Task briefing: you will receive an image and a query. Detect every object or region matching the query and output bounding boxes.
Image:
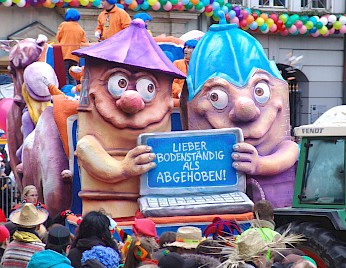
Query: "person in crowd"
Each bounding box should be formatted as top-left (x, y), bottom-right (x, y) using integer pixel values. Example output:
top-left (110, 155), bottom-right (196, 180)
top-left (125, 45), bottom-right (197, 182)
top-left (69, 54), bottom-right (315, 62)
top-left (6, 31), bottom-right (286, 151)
top-left (153, 231), bottom-right (176, 260)
top-left (132, 218), bottom-right (157, 240)
top-left (95, 0), bottom-right (131, 41)
top-left (56, 8), bottom-right (87, 86)
top-left (1, 203), bottom-right (48, 267)
top-left (123, 236), bottom-right (158, 268)
top-left (81, 245), bottom-right (121, 268)
top-left (195, 239), bottom-right (224, 260)
top-left (67, 210), bottom-right (120, 268)
top-left (12, 185), bottom-right (46, 210)
top-left (165, 226), bottom-right (204, 255)
top-left (27, 224), bottom-right (73, 268)
top-left (158, 251), bottom-right (195, 268)
top-left (238, 200), bottom-right (282, 261)
top-left (133, 12), bottom-right (152, 36)
top-left (0, 225), bottom-right (10, 259)
top-left (171, 39), bottom-right (198, 107)
top-left (3, 221), bottom-right (17, 242)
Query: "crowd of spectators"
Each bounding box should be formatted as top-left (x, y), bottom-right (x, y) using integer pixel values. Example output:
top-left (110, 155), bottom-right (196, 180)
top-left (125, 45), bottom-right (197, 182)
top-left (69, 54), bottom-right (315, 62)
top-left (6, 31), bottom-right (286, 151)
top-left (0, 198), bottom-right (317, 268)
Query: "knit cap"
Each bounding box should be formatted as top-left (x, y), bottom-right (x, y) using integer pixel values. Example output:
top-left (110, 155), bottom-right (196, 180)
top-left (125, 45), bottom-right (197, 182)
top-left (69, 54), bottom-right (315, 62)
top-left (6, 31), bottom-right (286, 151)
top-left (0, 225), bottom-right (10, 242)
top-left (48, 225), bottom-right (70, 246)
top-left (132, 218), bottom-right (157, 238)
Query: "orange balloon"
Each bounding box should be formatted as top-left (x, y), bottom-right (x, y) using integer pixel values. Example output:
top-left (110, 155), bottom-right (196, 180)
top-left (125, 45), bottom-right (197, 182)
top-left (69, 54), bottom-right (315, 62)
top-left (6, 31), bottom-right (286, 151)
top-left (128, 0), bottom-right (138, 9)
top-left (190, 0), bottom-right (199, 5)
top-left (246, 15), bottom-right (254, 24)
top-left (260, 13), bottom-right (268, 21)
top-left (42, 0), bottom-right (52, 7)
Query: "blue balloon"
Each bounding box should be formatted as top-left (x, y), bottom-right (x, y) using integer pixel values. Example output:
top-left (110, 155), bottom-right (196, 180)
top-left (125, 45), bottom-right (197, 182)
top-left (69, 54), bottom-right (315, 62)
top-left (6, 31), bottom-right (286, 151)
top-left (249, 21), bottom-right (258, 30)
top-left (221, 6), bottom-right (228, 14)
top-left (309, 27), bottom-right (317, 34)
top-left (181, 0), bottom-right (189, 5)
top-left (141, 1), bottom-right (149, 9)
top-left (211, 1), bottom-right (219, 10)
top-left (229, 9), bottom-right (236, 19)
top-left (202, 0), bottom-right (209, 5)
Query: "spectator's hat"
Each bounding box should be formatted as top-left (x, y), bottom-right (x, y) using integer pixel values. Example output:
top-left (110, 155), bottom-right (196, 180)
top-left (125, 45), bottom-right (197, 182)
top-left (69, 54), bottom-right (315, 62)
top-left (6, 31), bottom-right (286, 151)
top-left (221, 228), bottom-right (304, 267)
top-left (158, 252), bottom-right (195, 268)
top-left (48, 225), bottom-right (70, 246)
top-left (132, 218), bottom-right (157, 238)
top-left (10, 203), bottom-right (48, 227)
top-left (0, 225), bottom-right (10, 242)
top-left (166, 226), bottom-right (204, 249)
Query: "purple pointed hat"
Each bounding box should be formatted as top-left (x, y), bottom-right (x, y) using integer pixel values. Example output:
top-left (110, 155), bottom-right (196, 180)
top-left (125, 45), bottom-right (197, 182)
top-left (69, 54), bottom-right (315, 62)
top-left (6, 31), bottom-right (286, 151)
top-left (73, 19), bottom-right (185, 79)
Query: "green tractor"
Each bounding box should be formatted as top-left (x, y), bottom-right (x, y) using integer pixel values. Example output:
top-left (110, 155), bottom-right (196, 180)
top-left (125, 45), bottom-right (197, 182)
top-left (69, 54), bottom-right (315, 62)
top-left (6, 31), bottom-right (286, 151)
top-left (274, 106), bottom-right (346, 267)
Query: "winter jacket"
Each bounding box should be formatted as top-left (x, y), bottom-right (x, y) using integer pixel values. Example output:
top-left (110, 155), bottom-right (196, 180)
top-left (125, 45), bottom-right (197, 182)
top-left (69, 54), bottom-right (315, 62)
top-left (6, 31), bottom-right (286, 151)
top-left (67, 236), bottom-right (110, 268)
top-left (27, 249), bottom-right (73, 268)
top-left (1, 231), bottom-right (45, 268)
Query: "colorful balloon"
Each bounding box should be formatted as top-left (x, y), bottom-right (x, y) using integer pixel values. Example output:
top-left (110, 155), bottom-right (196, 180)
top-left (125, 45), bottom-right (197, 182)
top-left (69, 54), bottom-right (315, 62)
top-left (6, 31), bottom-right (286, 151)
top-left (0, 98), bottom-right (13, 132)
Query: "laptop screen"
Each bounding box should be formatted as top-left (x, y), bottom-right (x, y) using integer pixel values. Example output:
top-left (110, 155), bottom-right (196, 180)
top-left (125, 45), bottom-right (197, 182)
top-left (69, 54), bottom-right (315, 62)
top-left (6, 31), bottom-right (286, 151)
top-left (138, 128), bottom-right (246, 196)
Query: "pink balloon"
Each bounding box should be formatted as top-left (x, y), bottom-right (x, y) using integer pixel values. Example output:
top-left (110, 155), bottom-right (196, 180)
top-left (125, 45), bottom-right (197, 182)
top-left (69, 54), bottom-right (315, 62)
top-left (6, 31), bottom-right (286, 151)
top-left (311, 31), bottom-right (320, 37)
top-left (0, 98), bottom-right (14, 132)
top-left (340, 25), bottom-right (346, 34)
top-left (152, 1), bottom-right (160, 10)
top-left (163, 1), bottom-right (172, 10)
top-left (230, 17), bottom-right (239, 26)
top-left (269, 24), bottom-right (277, 32)
top-left (281, 29), bottom-right (289, 36)
top-left (288, 25), bottom-right (297, 34)
top-left (329, 28), bottom-right (335, 34)
top-left (298, 25), bottom-right (307, 34)
top-left (295, 20), bottom-right (303, 29)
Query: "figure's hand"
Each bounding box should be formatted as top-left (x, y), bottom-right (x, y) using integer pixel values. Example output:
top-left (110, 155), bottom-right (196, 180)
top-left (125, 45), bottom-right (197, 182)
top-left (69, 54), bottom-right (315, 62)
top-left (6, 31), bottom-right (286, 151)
top-left (121, 145), bottom-right (156, 177)
top-left (232, 142), bottom-right (260, 175)
top-left (42, 76), bottom-right (50, 87)
top-left (70, 66), bottom-right (83, 74)
top-left (95, 30), bottom-right (101, 39)
top-left (61, 170), bottom-right (73, 182)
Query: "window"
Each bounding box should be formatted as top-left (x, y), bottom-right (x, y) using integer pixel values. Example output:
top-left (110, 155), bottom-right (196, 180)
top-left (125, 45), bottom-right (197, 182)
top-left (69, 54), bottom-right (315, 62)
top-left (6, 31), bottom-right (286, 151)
top-left (300, 138), bottom-right (345, 205)
top-left (230, 0), bottom-right (244, 5)
top-left (259, 0), bottom-right (286, 7)
top-left (301, 0), bottom-right (328, 9)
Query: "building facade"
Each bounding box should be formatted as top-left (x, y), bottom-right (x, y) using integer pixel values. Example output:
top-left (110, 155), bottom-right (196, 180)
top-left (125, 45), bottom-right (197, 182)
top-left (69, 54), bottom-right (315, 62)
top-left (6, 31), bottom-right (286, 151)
top-left (0, 0), bottom-right (345, 126)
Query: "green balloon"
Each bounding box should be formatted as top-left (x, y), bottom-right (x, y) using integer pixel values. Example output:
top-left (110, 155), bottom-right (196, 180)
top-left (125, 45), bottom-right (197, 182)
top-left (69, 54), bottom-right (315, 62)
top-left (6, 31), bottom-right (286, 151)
top-left (195, 1), bottom-right (204, 10)
top-left (305, 21), bottom-right (313, 29)
top-left (170, 0), bottom-right (178, 4)
top-left (216, 0), bottom-right (223, 5)
top-left (225, 3), bottom-right (232, 9)
top-left (159, 0), bottom-right (167, 4)
top-left (301, 15), bottom-right (308, 24)
top-left (185, 2), bottom-right (193, 9)
top-left (315, 21), bottom-right (323, 29)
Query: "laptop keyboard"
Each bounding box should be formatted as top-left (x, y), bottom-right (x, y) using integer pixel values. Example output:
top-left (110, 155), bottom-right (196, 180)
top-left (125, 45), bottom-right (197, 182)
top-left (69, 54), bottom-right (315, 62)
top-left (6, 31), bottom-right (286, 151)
top-left (138, 192), bottom-right (254, 217)
top-left (147, 193), bottom-right (246, 208)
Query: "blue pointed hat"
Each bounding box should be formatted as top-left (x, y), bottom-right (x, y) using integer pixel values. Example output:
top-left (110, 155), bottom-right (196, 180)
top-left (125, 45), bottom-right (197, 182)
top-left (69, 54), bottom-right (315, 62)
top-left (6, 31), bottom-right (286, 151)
top-left (73, 19), bottom-right (185, 79)
top-left (186, 23), bottom-right (283, 101)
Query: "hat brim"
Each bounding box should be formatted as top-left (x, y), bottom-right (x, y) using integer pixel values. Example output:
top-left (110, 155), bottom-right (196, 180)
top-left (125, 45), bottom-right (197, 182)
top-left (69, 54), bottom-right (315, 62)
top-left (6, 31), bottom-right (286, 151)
top-left (10, 207), bottom-right (49, 227)
top-left (166, 241), bottom-right (199, 249)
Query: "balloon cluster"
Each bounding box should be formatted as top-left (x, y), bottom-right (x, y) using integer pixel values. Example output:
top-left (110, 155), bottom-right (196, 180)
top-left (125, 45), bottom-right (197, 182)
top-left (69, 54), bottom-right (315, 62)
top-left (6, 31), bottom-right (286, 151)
top-left (231, 10), bottom-right (346, 37)
top-left (1, 0), bottom-right (346, 37)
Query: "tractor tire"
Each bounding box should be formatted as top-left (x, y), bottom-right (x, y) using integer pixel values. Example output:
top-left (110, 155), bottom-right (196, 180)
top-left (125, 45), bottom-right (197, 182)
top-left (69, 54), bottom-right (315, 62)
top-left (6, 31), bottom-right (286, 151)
top-left (276, 221), bottom-right (346, 268)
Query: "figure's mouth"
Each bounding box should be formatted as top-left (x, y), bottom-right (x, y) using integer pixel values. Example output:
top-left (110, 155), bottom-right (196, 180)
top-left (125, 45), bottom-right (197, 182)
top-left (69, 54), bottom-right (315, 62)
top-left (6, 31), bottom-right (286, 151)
top-left (92, 96), bottom-right (172, 132)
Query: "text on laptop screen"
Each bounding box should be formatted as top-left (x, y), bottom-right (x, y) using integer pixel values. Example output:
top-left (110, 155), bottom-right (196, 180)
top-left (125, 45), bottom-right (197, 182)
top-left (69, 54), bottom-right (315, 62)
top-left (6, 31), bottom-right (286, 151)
top-left (139, 128), bottom-right (245, 196)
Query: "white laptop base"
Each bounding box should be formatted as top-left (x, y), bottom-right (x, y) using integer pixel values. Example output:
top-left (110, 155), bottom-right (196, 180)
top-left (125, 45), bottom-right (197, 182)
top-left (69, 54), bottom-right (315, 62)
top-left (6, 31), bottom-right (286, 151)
top-left (138, 191), bottom-right (254, 217)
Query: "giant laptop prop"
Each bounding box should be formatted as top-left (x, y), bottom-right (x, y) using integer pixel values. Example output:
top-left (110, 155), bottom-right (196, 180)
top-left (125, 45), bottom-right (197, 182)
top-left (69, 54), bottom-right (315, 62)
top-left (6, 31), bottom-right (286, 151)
top-left (138, 128), bottom-right (254, 217)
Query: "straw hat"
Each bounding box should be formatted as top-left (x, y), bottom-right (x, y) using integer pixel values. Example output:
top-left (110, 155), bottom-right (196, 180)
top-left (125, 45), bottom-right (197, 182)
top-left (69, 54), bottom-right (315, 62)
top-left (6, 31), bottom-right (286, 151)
top-left (166, 226), bottom-right (204, 249)
top-left (10, 203), bottom-right (49, 227)
top-left (220, 227), bottom-right (305, 268)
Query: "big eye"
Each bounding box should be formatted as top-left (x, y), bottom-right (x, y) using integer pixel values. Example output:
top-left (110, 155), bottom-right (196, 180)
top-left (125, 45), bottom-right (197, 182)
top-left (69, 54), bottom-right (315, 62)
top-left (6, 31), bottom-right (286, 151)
top-left (254, 82), bottom-right (270, 104)
top-left (108, 74), bottom-right (128, 98)
top-left (136, 78), bottom-right (156, 102)
top-left (208, 89), bottom-right (228, 110)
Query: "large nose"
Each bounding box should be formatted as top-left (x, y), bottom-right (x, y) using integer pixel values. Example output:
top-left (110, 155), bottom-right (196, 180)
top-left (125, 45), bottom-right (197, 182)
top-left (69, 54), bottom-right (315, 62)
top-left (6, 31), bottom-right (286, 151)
top-left (229, 96), bottom-right (260, 122)
top-left (116, 90), bottom-right (145, 114)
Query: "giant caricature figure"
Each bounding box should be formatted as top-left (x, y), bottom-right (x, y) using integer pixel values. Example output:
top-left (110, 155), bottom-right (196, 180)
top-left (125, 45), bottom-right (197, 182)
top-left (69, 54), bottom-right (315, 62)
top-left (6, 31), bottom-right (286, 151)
top-left (73, 19), bottom-right (185, 218)
top-left (181, 21), bottom-right (298, 208)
